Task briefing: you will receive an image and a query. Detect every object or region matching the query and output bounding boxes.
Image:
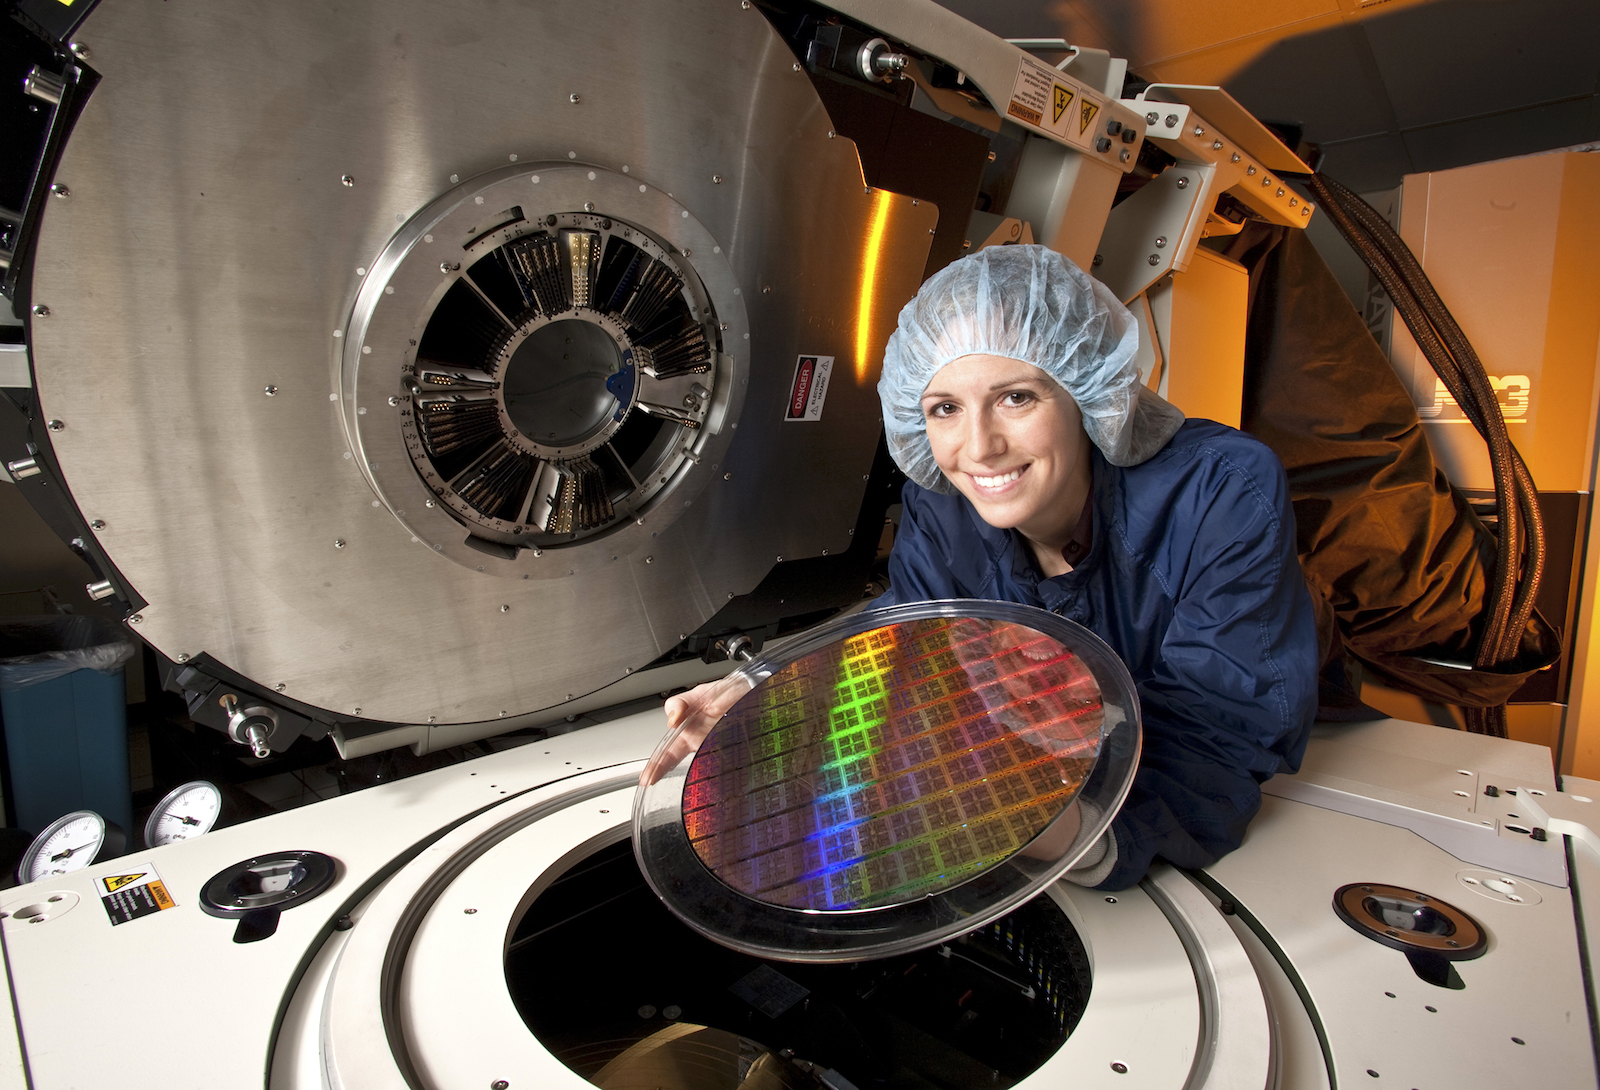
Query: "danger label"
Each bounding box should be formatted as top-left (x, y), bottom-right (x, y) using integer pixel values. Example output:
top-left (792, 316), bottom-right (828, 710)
top-left (785, 356), bottom-right (834, 422)
top-left (1009, 56), bottom-right (1103, 148)
top-left (1052, 85), bottom-right (1075, 126)
top-left (1079, 98), bottom-right (1101, 135)
top-left (98, 862), bottom-right (176, 926)
top-left (1007, 56), bottom-right (1057, 127)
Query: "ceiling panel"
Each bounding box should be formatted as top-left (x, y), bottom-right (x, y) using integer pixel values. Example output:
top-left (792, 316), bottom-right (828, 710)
top-left (1146, 15), bottom-right (1396, 144)
top-left (1052, 0), bottom-right (1343, 67)
top-left (1358, 0), bottom-right (1600, 129)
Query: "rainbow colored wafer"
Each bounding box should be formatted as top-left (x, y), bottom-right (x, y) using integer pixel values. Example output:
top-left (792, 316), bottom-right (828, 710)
top-left (683, 616), bottom-right (1104, 911)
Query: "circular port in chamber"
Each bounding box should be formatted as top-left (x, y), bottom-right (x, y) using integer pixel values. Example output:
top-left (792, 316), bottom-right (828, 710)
top-left (401, 208), bottom-right (720, 548)
top-left (509, 837), bottom-right (1089, 1089)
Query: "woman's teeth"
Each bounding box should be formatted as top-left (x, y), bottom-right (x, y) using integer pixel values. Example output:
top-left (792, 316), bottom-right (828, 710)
top-left (973, 469), bottom-right (1022, 488)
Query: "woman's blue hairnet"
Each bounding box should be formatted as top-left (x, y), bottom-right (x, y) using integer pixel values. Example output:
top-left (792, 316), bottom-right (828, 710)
top-left (878, 245), bottom-right (1185, 493)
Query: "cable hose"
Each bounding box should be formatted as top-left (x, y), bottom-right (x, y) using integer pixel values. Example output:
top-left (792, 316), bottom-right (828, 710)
top-left (1304, 175), bottom-right (1545, 737)
top-left (1312, 175), bottom-right (1546, 659)
top-left (1306, 178), bottom-right (1518, 662)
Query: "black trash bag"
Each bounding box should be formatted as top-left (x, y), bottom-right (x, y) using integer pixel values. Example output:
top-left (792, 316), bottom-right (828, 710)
top-left (1209, 225), bottom-right (1559, 712)
top-left (0, 616), bottom-right (139, 693)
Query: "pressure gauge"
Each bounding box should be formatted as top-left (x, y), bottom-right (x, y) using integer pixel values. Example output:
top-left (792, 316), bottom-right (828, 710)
top-left (17, 811), bottom-right (126, 884)
top-left (144, 780), bottom-right (223, 848)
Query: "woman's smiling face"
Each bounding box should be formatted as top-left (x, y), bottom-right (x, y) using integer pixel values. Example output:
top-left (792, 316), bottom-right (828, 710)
top-left (920, 353), bottom-right (1092, 561)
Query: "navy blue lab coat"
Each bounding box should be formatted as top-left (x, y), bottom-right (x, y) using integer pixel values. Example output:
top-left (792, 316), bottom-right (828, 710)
top-left (874, 419), bottom-right (1319, 889)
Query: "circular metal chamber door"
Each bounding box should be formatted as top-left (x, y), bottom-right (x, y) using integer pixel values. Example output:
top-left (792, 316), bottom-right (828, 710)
top-left (27, 0), bottom-right (937, 726)
top-left (347, 166), bottom-right (736, 567)
top-left (633, 601), bottom-right (1142, 961)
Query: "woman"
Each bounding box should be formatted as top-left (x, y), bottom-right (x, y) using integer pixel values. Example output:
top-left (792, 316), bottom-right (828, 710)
top-left (653, 245), bottom-right (1319, 891)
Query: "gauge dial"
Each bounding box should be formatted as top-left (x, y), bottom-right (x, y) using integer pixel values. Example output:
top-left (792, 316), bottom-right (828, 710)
top-left (19, 810), bottom-right (120, 884)
top-left (144, 780), bottom-right (223, 848)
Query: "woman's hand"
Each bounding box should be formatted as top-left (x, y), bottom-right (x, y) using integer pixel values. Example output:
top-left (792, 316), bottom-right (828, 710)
top-left (639, 673), bottom-right (755, 786)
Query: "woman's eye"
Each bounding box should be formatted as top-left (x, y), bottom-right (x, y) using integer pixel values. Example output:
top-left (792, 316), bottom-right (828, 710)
top-left (925, 402), bottom-right (957, 418)
top-left (1001, 390), bottom-right (1034, 407)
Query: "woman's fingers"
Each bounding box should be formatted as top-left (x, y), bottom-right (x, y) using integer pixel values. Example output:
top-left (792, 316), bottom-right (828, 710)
top-left (641, 674), bottom-right (755, 786)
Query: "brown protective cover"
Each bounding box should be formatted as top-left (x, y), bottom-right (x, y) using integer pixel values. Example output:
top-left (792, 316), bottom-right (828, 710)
top-left (1209, 225), bottom-right (1558, 712)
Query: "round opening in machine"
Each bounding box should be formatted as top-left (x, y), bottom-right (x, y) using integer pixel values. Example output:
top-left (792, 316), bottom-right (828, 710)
top-left (387, 194), bottom-right (727, 555)
top-left (507, 838), bottom-right (1090, 1089)
top-left (502, 318), bottom-right (626, 447)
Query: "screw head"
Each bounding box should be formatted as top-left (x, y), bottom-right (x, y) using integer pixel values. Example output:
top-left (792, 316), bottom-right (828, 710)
top-left (723, 472), bottom-right (732, 480)
top-left (177, 653), bottom-right (190, 663)
top-left (1147, 254), bottom-right (1160, 266)
top-left (425, 499), bottom-right (436, 508)
top-left (1231, 153), bottom-right (1241, 163)
top-left (264, 385), bottom-right (277, 397)
top-left (492, 1082), bottom-right (509, 1090)
top-left (1154, 236), bottom-right (1167, 248)
top-left (792, 62), bottom-right (801, 72)
top-left (569, 92), bottom-right (581, 104)
top-left (47, 419), bottom-right (64, 430)
top-left (388, 395), bottom-right (400, 406)
top-left (712, 174), bottom-right (723, 184)
top-left (1145, 111), bottom-right (1159, 124)
top-left (68, 42), bottom-right (91, 60)
top-left (340, 175), bottom-right (355, 187)
top-left (500, 604), bottom-right (510, 613)
top-left (31, 305), bottom-right (49, 317)
top-left (275, 683), bottom-right (286, 692)
top-left (90, 519), bottom-right (106, 530)
top-left (440, 261), bottom-right (460, 273)
top-left (1193, 125), bottom-right (1205, 136)
top-left (129, 614), bottom-right (142, 624)
top-left (583, 201), bottom-right (595, 212)
top-left (1175, 177), bottom-right (1190, 190)
top-left (1111, 1062), bottom-right (1128, 1074)
top-left (1247, 165), bottom-right (1257, 175)
top-left (334, 539), bottom-right (346, 548)
top-left (50, 183), bottom-right (69, 199)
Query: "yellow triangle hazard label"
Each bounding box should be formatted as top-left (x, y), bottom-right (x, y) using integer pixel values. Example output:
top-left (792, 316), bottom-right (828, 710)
top-left (1052, 85), bottom-right (1074, 126)
top-left (1079, 100), bottom-right (1100, 135)
top-left (102, 873), bottom-right (144, 893)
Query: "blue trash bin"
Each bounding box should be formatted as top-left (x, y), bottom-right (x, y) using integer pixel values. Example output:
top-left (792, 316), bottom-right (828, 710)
top-left (0, 616), bottom-right (138, 838)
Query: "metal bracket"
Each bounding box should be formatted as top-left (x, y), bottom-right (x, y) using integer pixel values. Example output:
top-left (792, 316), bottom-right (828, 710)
top-left (1262, 775), bottom-right (1568, 888)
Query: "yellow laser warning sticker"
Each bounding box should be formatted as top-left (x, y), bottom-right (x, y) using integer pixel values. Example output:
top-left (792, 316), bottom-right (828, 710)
top-left (1079, 99), bottom-right (1101, 135)
top-left (1052, 85), bottom-right (1074, 126)
top-left (97, 862), bottom-right (176, 925)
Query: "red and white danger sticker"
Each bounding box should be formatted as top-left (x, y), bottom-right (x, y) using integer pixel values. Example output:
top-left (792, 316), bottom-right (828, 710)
top-left (786, 355), bottom-right (834, 422)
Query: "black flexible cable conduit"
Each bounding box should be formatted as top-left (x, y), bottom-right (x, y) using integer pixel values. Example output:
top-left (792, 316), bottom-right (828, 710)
top-left (1304, 174), bottom-right (1545, 737)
